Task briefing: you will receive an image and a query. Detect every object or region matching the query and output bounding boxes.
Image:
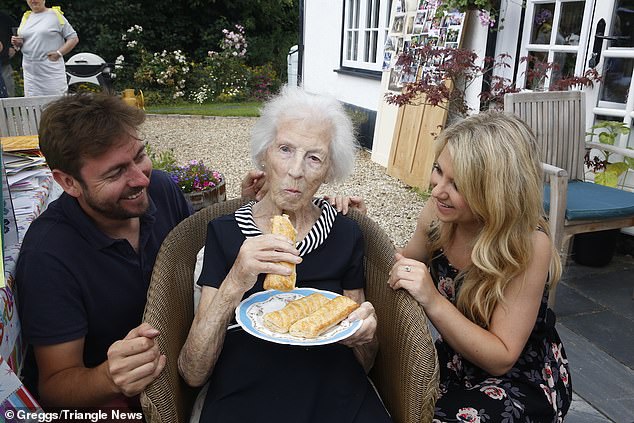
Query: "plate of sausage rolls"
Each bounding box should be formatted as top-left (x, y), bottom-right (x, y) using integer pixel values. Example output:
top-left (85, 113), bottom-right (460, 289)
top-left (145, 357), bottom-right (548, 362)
top-left (235, 287), bottom-right (363, 346)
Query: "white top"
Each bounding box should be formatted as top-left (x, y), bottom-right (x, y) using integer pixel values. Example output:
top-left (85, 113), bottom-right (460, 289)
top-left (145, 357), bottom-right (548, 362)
top-left (19, 10), bottom-right (77, 61)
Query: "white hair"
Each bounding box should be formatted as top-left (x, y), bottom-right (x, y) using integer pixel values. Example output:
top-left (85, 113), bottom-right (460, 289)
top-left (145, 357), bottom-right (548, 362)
top-left (250, 85), bottom-right (358, 182)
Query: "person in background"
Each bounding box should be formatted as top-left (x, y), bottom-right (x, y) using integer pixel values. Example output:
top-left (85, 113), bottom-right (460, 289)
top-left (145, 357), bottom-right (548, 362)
top-left (0, 10), bottom-right (18, 97)
top-left (11, 0), bottom-right (78, 96)
top-left (388, 112), bottom-right (572, 421)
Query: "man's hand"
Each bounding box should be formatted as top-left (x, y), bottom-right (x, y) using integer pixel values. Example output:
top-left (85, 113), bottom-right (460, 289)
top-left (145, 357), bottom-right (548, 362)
top-left (106, 323), bottom-right (166, 397)
top-left (241, 169), bottom-right (267, 201)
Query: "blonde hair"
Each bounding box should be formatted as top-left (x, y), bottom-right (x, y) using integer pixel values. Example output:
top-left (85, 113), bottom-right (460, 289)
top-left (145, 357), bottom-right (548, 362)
top-left (428, 112), bottom-right (562, 328)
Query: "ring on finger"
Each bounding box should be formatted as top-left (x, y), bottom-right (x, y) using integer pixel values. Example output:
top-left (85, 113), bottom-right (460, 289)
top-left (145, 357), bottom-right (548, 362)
top-left (404, 265), bottom-right (411, 272)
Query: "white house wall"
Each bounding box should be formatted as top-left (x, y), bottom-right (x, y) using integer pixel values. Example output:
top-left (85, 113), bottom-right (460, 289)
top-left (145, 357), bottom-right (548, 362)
top-left (302, 0), bottom-right (382, 110)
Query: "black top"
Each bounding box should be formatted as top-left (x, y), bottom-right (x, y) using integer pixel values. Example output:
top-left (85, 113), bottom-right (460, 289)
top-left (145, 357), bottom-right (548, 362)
top-left (197, 200), bottom-right (392, 423)
top-left (430, 250), bottom-right (572, 421)
top-left (17, 170), bottom-right (191, 368)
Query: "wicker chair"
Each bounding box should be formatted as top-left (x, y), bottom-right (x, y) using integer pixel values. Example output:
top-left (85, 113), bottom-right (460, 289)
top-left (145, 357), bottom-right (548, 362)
top-left (141, 198), bottom-right (439, 423)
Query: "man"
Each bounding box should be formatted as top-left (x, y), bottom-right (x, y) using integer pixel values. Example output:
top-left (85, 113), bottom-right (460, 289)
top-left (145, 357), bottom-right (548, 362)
top-left (0, 10), bottom-right (17, 96)
top-left (17, 93), bottom-right (191, 408)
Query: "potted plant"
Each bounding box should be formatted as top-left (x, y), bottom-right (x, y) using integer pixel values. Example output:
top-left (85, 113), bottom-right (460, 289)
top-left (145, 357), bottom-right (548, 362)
top-left (573, 121), bottom-right (634, 266)
top-left (147, 145), bottom-right (226, 211)
top-left (585, 121), bottom-right (634, 188)
top-left (167, 160), bottom-right (226, 211)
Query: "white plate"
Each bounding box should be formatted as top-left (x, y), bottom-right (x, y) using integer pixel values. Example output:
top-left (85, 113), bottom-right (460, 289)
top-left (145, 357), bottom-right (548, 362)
top-left (235, 287), bottom-right (363, 346)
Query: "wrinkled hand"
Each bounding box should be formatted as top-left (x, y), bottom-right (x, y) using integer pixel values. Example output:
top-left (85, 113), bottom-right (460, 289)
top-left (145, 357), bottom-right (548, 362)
top-left (241, 169), bottom-right (268, 202)
top-left (322, 195), bottom-right (367, 215)
top-left (226, 234), bottom-right (301, 291)
top-left (106, 323), bottom-right (166, 397)
top-left (388, 253), bottom-right (438, 307)
top-left (339, 301), bottom-right (376, 348)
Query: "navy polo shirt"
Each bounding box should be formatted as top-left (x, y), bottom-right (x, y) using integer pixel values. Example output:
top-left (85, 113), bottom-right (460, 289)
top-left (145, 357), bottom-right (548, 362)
top-left (17, 170), bottom-right (191, 368)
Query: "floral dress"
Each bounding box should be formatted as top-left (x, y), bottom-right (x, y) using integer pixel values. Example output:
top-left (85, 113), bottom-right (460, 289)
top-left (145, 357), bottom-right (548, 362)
top-left (430, 250), bottom-right (572, 423)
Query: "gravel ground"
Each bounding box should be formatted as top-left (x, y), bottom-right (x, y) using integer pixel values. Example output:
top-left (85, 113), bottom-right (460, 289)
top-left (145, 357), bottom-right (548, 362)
top-left (143, 114), bottom-right (425, 248)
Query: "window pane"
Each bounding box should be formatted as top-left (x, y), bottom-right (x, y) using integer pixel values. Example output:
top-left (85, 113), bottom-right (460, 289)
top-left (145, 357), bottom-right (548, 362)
top-left (347, 0), bottom-right (354, 27)
top-left (355, 0), bottom-right (360, 28)
top-left (353, 32), bottom-right (359, 60)
top-left (373, 0), bottom-right (380, 27)
top-left (556, 1), bottom-right (584, 45)
top-left (370, 30), bottom-right (378, 63)
top-left (600, 58), bottom-right (634, 104)
top-left (531, 3), bottom-right (555, 44)
top-left (524, 51), bottom-right (550, 90)
top-left (347, 32), bottom-right (353, 60)
top-left (610, 0), bottom-right (634, 47)
top-left (550, 52), bottom-right (577, 88)
top-left (364, 31), bottom-right (370, 62)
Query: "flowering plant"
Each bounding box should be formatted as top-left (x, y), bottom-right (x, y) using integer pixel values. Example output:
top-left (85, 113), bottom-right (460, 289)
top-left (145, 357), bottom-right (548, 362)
top-left (436, 0), bottom-right (501, 27)
top-left (585, 121), bottom-right (634, 187)
top-left (167, 160), bottom-right (223, 193)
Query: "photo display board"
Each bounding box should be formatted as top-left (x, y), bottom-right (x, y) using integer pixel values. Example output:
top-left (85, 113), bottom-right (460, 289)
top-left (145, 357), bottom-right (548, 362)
top-left (384, 0), bottom-right (467, 92)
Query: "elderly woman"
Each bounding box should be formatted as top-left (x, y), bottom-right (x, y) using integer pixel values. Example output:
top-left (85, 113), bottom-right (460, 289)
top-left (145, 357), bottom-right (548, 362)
top-left (179, 86), bottom-right (392, 423)
top-left (11, 0), bottom-right (78, 96)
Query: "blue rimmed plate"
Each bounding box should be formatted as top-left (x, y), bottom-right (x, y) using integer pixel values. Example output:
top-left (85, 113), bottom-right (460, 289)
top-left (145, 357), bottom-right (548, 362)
top-left (235, 287), bottom-right (363, 346)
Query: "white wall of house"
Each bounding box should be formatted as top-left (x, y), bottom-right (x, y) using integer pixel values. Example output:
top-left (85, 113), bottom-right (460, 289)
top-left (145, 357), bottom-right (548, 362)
top-left (302, 0), bottom-right (383, 111)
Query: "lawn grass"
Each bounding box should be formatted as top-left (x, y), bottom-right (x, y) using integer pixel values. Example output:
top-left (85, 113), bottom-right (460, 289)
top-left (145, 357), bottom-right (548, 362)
top-left (146, 102), bottom-right (262, 117)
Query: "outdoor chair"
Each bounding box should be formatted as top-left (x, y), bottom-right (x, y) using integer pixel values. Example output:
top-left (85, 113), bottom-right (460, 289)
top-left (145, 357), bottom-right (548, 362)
top-left (504, 90), bottom-right (634, 306)
top-left (0, 95), bottom-right (61, 137)
top-left (140, 198), bottom-right (440, 423)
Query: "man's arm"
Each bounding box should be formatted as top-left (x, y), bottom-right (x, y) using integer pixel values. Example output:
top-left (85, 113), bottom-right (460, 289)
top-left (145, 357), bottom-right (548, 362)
top-left (35, 323), bottom-right (165, 407)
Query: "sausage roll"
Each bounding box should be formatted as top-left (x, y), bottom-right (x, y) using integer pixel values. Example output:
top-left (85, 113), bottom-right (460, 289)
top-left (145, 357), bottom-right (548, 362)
top-left (263, 214), bottom-right (297, 292)
top-left (263, 293), bottom-right (330, 333)
top-left (288, 295), bottom-right (360, 339)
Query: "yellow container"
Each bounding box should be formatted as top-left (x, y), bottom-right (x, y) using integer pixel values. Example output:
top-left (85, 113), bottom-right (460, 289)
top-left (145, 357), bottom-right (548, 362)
top-left (122, 88), bottom-right (135, 98)
top-left (122, 97), bottom-right (138, 108)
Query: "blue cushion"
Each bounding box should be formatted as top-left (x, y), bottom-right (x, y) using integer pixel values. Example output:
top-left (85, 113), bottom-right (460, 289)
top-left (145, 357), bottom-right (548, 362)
top-left (544, 180), bottom-right (634, 221)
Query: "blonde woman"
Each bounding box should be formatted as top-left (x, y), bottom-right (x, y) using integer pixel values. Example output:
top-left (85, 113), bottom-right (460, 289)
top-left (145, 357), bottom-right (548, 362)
top-left (388, 112), bottom-right (572, 422)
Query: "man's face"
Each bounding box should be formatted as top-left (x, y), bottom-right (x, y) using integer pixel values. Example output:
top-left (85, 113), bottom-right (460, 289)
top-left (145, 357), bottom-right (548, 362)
top-left (76, 133), bottom-right (152, 223)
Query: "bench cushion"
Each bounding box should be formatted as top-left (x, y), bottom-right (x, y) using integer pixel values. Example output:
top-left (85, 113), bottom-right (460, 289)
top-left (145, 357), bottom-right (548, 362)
top-left (544, 180), bottom-right (634, 221)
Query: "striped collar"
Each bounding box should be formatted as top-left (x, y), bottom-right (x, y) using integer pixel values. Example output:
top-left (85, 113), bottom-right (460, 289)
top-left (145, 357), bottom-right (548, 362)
top-left (235, 198), bottom-right (337, 256)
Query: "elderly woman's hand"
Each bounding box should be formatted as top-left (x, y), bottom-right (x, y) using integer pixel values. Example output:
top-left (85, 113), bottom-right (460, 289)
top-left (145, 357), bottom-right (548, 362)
top-left (225, 234), bottom-right (301, 293)
top-left (338, 301), bottom-right (377, 348)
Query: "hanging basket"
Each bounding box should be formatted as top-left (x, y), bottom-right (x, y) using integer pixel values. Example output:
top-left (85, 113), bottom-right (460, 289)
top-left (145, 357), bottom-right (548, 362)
top-left (183, 179), bottom-right (226, 212)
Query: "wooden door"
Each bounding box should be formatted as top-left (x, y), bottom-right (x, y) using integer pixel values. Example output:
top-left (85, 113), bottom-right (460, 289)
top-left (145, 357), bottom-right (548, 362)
top-left (387, 99), bottom-right (448, 190)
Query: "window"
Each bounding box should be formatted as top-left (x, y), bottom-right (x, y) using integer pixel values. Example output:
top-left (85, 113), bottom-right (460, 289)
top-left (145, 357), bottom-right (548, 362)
top-left (342, 0), bottom-right (391, 71)
top-left (517, 0), bottom-right (593, 89)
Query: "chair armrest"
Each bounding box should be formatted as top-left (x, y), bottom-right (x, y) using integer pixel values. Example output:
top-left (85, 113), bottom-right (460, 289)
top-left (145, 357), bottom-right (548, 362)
top-left (542, 163), bottom-right (568, 254)
top-left (542, 162), bottom-right (569, 179)
top-left (586, 142), bottom-right (634, 158)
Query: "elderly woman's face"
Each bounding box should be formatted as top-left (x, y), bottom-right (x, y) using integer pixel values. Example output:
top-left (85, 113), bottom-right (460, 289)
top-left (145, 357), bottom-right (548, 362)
top-left (27, 0), bottom-right (46, 13)
top-left (262, 118), bottom-right (331, 212)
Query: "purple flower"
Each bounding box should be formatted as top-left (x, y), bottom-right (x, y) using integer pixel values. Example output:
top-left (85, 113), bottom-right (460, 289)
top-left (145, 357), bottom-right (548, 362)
top-left (535, 9), bottom-right (552, 26)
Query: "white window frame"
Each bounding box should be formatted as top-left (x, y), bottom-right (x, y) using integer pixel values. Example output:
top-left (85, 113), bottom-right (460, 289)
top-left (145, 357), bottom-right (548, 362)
top-left (516, 0), bottom-right (594, 88)
top-left (342, 0), bottom-right (391, 71)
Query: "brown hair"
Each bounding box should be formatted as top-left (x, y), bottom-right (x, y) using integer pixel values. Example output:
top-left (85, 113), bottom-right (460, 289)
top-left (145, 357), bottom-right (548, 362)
top-left (38, 93), bottom-right (146, 180)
